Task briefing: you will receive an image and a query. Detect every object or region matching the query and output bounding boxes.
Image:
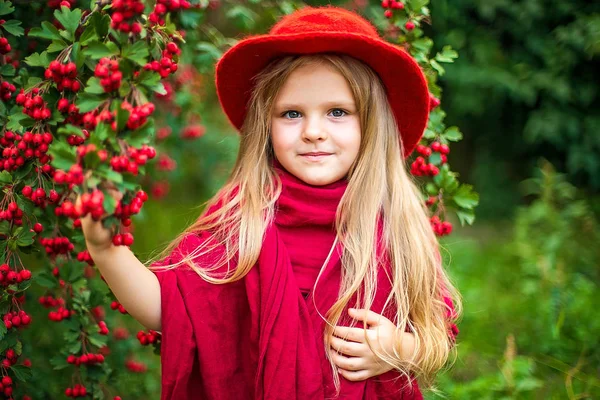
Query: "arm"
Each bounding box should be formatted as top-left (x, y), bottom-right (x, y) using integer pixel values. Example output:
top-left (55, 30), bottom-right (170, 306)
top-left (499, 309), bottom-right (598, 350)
top-left (88, 244), bottom-right (162, 331)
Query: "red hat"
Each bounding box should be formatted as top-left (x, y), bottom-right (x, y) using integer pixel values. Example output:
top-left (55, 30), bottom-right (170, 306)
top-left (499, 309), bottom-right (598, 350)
top-left (215, 5), bottom-right (430, 159)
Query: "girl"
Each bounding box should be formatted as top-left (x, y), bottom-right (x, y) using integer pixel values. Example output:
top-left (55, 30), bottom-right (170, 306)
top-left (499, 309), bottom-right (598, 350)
top-left (78, 5), bottom-right (461, 400)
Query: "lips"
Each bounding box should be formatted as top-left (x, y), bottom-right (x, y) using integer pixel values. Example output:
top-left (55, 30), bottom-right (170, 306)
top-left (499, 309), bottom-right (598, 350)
top-left (299, 152), bottom-right (332, 156)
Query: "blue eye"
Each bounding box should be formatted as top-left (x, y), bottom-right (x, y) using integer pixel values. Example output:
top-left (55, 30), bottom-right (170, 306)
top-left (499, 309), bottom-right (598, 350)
top-left (281, 109), bottom-right (348, 119)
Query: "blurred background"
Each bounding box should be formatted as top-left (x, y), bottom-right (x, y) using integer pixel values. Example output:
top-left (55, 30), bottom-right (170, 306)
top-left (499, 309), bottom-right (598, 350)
top-left (126, 0), bottom-right (599, 398)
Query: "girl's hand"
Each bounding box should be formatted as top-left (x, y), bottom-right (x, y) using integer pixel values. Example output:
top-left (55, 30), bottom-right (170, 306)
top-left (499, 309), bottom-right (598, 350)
top-left (75, 185), bottom-right (123, 253)
top-left (329, 308), bottom-right (408, 382)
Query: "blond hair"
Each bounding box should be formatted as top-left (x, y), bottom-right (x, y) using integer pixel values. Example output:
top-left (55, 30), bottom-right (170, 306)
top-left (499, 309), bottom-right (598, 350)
top-left (146, 53), bottom-right (461, 394)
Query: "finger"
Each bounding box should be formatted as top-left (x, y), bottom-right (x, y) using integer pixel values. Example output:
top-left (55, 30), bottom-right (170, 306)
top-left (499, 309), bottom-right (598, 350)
top-left (349, 308), bottom-right (389, 327)
top-left (329, 349), bottom-right (362, 372)
top-left (333, 326), bottom-right (367, 343)
top-left (338, 367), bottom-right (371, 382)
top-left (330, 335), bottom-right (364, 357)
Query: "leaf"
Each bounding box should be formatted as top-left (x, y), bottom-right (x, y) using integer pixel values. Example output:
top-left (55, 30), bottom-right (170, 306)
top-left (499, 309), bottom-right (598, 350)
top-left (435, 45), bottom-right (458, 63)
top-left (429, 59), bottom-right (445, 76)
top-left (47, 40), bottom-right (69, 53)
top-left (95, 165), bottom-right (123, 184)
top-left (456, 209), bottom-right (475, 226)
top-left (57, 124), bottom-right (85, 138)
top-left (83, 41), bottom-right (119, 59)
top-left (27, 21), bottom-right (63, 41)
top-left (54, 6), bottom-right (82, 42)
top-left (84, 76), bottom-right (105, 94)
top-left (0, 63), bottom-right (15, 76)
top-left (79, 22), bottom-right (98, 46)
top-left (87, 333), bottom-right (107, 348)
top-left (49, 354), bottom-right (70, 370)
top-left (0, 1), bottom-right (15, 16)
top-left (0, 170), bottom-right (12, 184)
top-left (0, 321), bottom-right (7, 342)
top-left (1, 19), bottom-right (23, 36)
top-left (48, 141), bottom-right (76, 170)
top-left (24, 51), bottom-right (51, 68)
top-left (16, 229), bottom-right (35, 247)
top-left (10, 365), bottom-right (32, 382)
top-left (452, 184), bottom-right (479, 209)
top-left (411, 38), bottom-right (433, 55)
top-left (75, 93), bottom-right (106, 113)
top-left (6, 112), bottom-right (27, 131)
top-left (35, 270), bottom-right (57, 289)
top-left (138, 69), bottom-right (165, 95)
top-left (122, 40), bottom-right (148, 66)
top-left (443, 126), bottom-right (463, 142)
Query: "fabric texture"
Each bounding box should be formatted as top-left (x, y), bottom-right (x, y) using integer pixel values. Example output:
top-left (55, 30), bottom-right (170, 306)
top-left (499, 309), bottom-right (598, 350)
top-left (150, 162), bottom-right (457, 400)
top-left (214, 5), bottom-right (430, 159)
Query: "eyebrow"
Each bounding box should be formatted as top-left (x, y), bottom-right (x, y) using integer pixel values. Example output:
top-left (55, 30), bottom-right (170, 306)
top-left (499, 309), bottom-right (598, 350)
top-left (275, 101), bottom-right (356, 109)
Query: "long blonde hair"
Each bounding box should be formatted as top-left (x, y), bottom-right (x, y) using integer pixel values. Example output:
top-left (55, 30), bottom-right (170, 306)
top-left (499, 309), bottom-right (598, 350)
top-left (146, 53), bottom-right (461, 394)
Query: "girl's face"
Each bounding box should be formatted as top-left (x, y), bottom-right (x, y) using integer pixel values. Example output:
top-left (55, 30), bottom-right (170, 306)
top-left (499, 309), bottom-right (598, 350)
top-left (270, 63), bottom-right (361, 186)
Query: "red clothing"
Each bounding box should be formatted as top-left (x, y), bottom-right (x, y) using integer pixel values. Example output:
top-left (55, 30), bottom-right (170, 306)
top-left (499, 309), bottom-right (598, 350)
top-left (151, 163), bottom-right (457, 399)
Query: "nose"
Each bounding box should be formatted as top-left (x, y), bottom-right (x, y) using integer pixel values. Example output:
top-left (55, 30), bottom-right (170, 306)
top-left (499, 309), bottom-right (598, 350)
top-left (301, 115), bottom-right (328, 142)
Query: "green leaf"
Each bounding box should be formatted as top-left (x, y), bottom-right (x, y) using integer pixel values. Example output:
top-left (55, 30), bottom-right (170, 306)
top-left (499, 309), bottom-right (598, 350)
top-left (456, 209), bottom-right (475, 226)
top-left (435, 45), bottom-right (458, 63)
top-left (57, 124), bottom-right (85, 138)
top-left (54, 6), bottom-right (82, 42)
top-left (0, 170), bottom-right (12, 184)
top-left (84, 41), bottom-right (119, 59)
top-left (0, 1), bottom-right (15, 16)
top-left (48, 141), bottom-right (77, 170)
top-left (10, 365), bottom-right (32, 382)
top-left (50, 354), bottom-right (70, 370)
top-left (127, 118), bottom-right (154, 147)
top-left (0, 63), bottom-right (15, 76)
top-left (429, 59), bottom-right (445, 76)
top-left (122, 40), bottom-right (148, 66)
top-left (0, 320), bottom-right (7, 341)
top-left (2, 19), bottom-right (23, 36)
top-left (87, 332), bottom-right (108, 348)
top-left (452, 184), bottom-right (479, 209)
top-left (411, 38), bottom-right (433, 55)
top-left (34, 270), bottom-right (57, 289)
top-left (24, 51), bottom-right (51, 68)
top-left (47, 40), bottom-right (69, 53)
top-left (79, 22), bottom-right (98, 46)
top-left (94, 122), bottom-right (115, 141)
top-left (112, 100), bottom-right (130, 131)
top-left (138, 69), bottom-right (165, 95)
top-left (443, 126), bottom-right (463, 142)
top-left (75, 93), bottom-right (106, 113)
top-left (95, 165), bottom-right (122, 184)
top-left (428, 152), bottom-right (442, 166)
top-left (27, 21), bottom-right (63, 41)
top-left (84, 76), bottom-right (105, 94)
top-left (16, 229), bottom-right (35, 246)
top-left (6, 112), bottom-right (27, 131)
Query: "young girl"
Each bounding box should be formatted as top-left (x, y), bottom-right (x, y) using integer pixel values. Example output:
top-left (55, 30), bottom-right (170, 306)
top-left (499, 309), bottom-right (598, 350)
top-left (78, 5), bottom-right (461, 400)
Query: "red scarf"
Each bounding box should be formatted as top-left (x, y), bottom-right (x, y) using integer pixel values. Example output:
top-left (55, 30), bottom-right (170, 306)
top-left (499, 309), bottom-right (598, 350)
top-left (151, 162), bottom-right (428, 399)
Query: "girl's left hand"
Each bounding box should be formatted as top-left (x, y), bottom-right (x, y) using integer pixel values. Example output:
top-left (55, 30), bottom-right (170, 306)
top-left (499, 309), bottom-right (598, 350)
top-left (329, 308), bottom-right (401, 382)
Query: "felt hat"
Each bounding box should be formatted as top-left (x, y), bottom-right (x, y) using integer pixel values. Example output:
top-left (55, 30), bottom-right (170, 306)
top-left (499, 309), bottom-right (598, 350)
top-left (214, 5), bottom-right (430, 158)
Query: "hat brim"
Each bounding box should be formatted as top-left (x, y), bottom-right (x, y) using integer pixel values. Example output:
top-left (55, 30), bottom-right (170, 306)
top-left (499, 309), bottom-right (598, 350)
top-left (215, 31), bottom-right (430, 158)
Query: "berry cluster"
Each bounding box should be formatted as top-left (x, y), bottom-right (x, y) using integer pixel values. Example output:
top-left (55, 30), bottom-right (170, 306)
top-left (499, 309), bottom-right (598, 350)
top-left (125, 359), bottom-right (147, 372)
top-left (67, 352), bottom-right (105, 366)
top-left (121, 101), bottom-right (155, 130)
top-left (39, 236), bottom-right (75, 256)
top-left (381, 0), bottom-right (404, 19)
top-left (48, 306), bottom-right (75, 321)
top-left (94, 58), bottom-right (122, 92)
top-left (82, 108), bottom-right (116, 131)
top-left (15, 88), bottom-right (52, 120)
top-left (98, 320), bottom-right (109, 335)
top-left (113, 327), bottom-right (130, 340)
top-left (3, 309), bottom-right (32, 329)
top-left (111, 144), bottom-right (156, 175)
top-left (22, 185), bottom-right (60, 208)
top-left (136, 329), bottom-right (161, 345)
top-left (410, 142), bottom-right (450, 177)
top-left (0, 263), bottom-right (31, 286)
top-left (149, 0), bottom-right (191, 25)
top-left (110, 301), bottom-right (128, 314)
top-left (76, 249), bottom-right (95, 266)
top-left (0, 129), bottom-right (53, 172)
top-left (0, 79), bottom-right (16, 100)
top-left (109, 0), bottom-right (145, 34)
top-left (2, 348), bottom-right (21, 367)
top-left (76, 189), bottom-right (106, 221)
top-left (0, 201), bottom-right (23, 226)
top-left (65, 384), bottom-right (87, 398)
top-left (181, 124), bottom-right (206, 140)
top-left (112, 189), bottom-right (149, 227)
top-left (45, 61), bottom-right (81, 92)
top-left (430, 215), bottom-right (452, 236)
top-left (0, 376), bottom-right (14, 397)
top-left (39, 295), bottom-right (64, 308)
top-left (0, 36), bottom-right (11, 54)
top-left (143, 41), bottom-right (180, 78)
top-left (52, 163), bottom-right (85, 189)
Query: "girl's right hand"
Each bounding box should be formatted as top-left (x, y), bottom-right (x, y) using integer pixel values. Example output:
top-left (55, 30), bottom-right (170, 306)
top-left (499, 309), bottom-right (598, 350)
top-left (75, 186), bottom-right (123, 253)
